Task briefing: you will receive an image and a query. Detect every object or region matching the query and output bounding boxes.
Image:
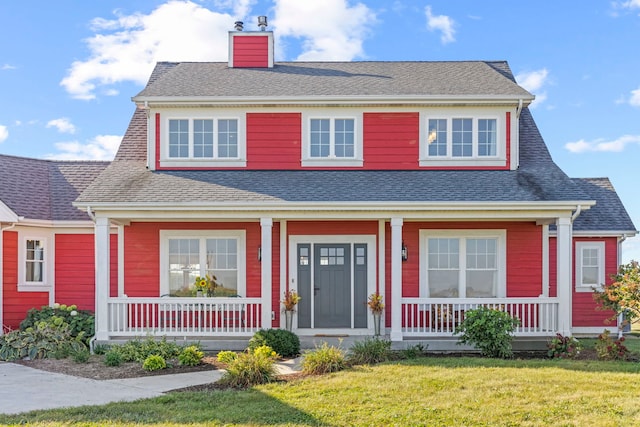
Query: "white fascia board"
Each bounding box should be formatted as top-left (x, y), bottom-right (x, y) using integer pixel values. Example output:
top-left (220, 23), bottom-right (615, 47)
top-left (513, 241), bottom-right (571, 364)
top-left (14, 219), bottom-right (95, 229)
top-left (552, 230), bottom-right (639, 238)
top-left (132, 94), bottom-right (535, 108)
top-left (0, 200), bottom-right (19, 222)
top-left (84, 200), bottom-right (594, 221)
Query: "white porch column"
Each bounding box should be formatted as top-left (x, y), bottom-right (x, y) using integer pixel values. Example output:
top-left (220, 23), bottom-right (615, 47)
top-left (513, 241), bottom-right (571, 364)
top-left (556, 216), bottom-right (573, 336)
top-left (260, 218), bottom-right (273, 329)
top-left (390, 217), bottom-right (403, 341)
top-left (541, 224), bottom-right (549, 297)
top-left (94, 216), bottom-right (111, 341)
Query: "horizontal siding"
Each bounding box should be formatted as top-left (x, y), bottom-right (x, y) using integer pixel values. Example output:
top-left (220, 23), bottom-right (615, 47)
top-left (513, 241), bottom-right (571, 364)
top-left (2, 231), bottom-right (48, 330)
top-left (363, 113), bottom-right (419, 170)
top-left (55, 234), bottom-right (95, 311)
top-left (247, 113), bottom-right (301, 169)
top-left (124, 222), bottom-right (263, 298)
top-left (233, 36), bottom-right (268, 67)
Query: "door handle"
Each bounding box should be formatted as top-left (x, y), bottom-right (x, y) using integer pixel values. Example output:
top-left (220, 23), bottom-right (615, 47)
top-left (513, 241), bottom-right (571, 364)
top-left (314, 287), bottom-right (320, 295)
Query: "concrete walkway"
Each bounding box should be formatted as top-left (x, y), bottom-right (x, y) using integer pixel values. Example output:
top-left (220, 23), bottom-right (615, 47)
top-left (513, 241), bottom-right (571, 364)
top-left (0, 359), bottom-right (301, 415)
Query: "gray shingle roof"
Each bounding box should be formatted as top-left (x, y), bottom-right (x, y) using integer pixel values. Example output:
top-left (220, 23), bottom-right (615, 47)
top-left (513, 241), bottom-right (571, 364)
top-left (571, 178), bottom-right (636, 232)
top-left (134, 61), bottom-right (533, 99)
top-left (0, 155), bottom-right (109, 221)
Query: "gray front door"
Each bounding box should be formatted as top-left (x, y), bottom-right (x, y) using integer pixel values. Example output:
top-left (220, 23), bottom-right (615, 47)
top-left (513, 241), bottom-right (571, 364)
top-left (314, 244), bottom-right (351, 327)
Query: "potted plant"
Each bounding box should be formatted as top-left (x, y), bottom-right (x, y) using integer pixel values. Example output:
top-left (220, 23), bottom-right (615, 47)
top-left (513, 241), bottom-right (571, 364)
top-left (282, 289), bottom-right (301, 331)
top-left (368, 292), bottom-right (384, 336)
top-left (193, 274), bottom-right (219, 297)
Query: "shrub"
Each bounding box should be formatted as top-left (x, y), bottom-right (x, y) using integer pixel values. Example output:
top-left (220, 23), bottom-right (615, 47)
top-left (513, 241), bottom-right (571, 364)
top-left (20, 304), bottom-right (94, 345)
top-left (249, 329), bottom-right (300, 358)
top-left (593, 260), bottom-right (640, 327)
top-left (253, 345), bottom-right (277, 359)
top-left (219, 351), bottom-right (276, 388)
top-left (347, 337), bottom-right (392, 365)
top-left (110, 336), bottom-right (182, 363)
top-left (217, 351), bottom-right (238, 364)
top-left (401, 343), bottom-right (428, 359)
top-left (547, 333), bottom-right (582, 359)
top-left (71, 347), bottom-right (91, 363)
top-left (595, 329), bottom-right (630, 361)
top-left (302, 342), bottom-right (346, 374)
top-left (92, 343), bottom-right (110, 355)
top-left (0, 321), bottom-right (86, 361)
top-left (143, 354), bottom-right (167, 371)
top-left (179, 345), bottom-right (204, 366)
top-left (455, 307), bottom-right (520, 358)
top-left (104, 350), bottom-right (123, 367)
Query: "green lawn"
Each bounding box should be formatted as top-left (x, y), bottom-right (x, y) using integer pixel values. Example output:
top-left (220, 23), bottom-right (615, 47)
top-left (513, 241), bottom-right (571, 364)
top-left (2, 356), bottom-right (640, 426)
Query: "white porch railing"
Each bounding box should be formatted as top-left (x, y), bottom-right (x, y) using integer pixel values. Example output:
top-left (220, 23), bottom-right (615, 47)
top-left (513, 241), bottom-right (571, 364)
top-left (107, 297), bottom-right (262, 337)
top-left (401, 297), bottom-right (559, 337)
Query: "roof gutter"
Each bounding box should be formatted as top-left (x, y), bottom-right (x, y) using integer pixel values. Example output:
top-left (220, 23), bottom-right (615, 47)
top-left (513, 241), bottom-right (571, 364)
top-left (516, 98), bottom-right (524, 118)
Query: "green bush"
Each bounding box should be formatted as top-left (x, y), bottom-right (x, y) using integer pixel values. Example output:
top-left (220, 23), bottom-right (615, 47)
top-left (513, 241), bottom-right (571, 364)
top-left (20, 304), bottom-right (94, 345)
top-left (0, 321), bottom-right (86, 361)
top-left (302, 342), bottom-right (346, 374)
top-left (179, 345), bottom-right (204, 366)
top-left (104, 350), bottom-right (123, 367)
top-left (455, 307), bottom-right (520, 358)
top-left (110, 336), bottom-right (182, 363)
top-left (595, 329), bottom-right (630, 361)
top-left (401, 343), bottom-right (428, 359)
top-left (219, 351), bottom-right (276, 388)
top-left (347, 337), bottom-right (392, 365)
top-left (249, 329), bottom-right (300, 358)
top-left (92, 343), bottom-right (110, 355)
top-left (143, 354), bottom-right (167, 371)
top-left (253, 345), bottom-right (277, 359)
top-left (217, 351), bottom-right (238, 364)
top-left (547, 333), bottom-right (582, 359)
top-left (71, 347), bottom-right (91, 363)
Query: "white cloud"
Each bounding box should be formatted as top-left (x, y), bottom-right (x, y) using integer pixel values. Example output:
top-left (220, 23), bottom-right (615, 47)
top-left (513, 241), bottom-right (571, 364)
top-left (425, 6), bottom-right (456, 44)
top-left (45, 135), bottom-right (122, 160)
top-left (0, 125), bottom-right (8, 143)
top-left (564, 134), bottom-right (640, 153)
top-left (46, 118), bottom-right (77, 134)
top-left (619, 0), bottom-right (640, 9)
top-left (61, 1), bottom-right (236, 100)
top-left (515, 68), bottom-right (549, 108)
top-left (273, 0), bottom-right (376, 61)
top-left (1, 64), bottom-right (17, 70)
top-left (212, 0), bottom-right (257, 19)
top-left (629, 88), bottom-right (640, 106)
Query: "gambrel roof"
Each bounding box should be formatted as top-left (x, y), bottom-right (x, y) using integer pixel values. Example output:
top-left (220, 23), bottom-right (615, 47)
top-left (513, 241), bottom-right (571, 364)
top-left (0, 154), bottom-right (108, 221)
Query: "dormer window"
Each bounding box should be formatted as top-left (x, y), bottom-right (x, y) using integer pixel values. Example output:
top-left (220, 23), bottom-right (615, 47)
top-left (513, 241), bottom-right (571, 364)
top-left (302, 111), bottom-right (363, 167)
top-left (420, 109), bottom-right (507, 168)
top-left (157, 111), bottom-right (246, 168)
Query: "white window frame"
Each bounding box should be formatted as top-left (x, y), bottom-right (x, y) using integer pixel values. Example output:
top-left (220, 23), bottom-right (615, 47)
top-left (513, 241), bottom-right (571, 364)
top-left (419, 229), bottom-right (507, 298)
top-left (302, 110), bottom-right (363, 167)
top-left (419, 111), bottom-right (505, 167)
top-left (160, 111), bottom-right (246, 168)
top-left (575, 241), bottom-right (605, 292)
top-left (18, 233), bottom-right (53, 292)
top-left (159, 230), bottom-right (247, 297)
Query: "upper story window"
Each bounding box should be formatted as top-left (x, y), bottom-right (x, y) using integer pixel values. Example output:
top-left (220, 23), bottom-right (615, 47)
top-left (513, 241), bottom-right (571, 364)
top-left (302, 111), bottom-right (363, 167)
top-left (420, 109), bottom-right (507, 168)
top-left (169, 118), bottom-right (238, 159)
top-left (156, 111), bottom-right (246, 168)
top-left (18, 234), bottom-right (51, 291)
top-left (575, 241), bottom-right (605, 292)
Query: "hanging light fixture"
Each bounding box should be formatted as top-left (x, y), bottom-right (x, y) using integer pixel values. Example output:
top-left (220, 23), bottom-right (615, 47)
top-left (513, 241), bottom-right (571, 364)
top-left (401, 241), bottom-right (408, 261)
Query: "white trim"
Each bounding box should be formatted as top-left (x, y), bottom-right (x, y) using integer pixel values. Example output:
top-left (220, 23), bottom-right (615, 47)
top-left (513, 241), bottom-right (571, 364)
top-left (301, 110), bottom-right (363, 167)
top-left (0, 200), bottom-right (19, 222)
top-left (158, 110), bottom-right (247, 168)
top-left (279, 220), bottom-right (287, 322)
top-left (542, 224), bottom-right (549, 297)
top-left (575, 241), bottom-right (605, 292)
top-left (260, 218), bottom-right (273, 328)
top-left (390, 218), bottom-right (403, 341)
top-left (118, 224), bottom-right (125, 297)
top-left (17, 231), bottom-right (54, 292)
top-left (288, 234), bottom-right (377, 333)
top-left (159, 229), bottom-right (247, 297)
top-left (228, 31), bottom-right (274, 68)
top-left (419, 229), bottom-right (507, 298)
top-left (572, 326), bottom-right (617, 336)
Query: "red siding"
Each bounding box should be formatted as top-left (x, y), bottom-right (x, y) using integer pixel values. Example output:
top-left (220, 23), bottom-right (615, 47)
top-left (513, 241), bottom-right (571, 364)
top-left (233, 36), bottom-right (269, 68)
top-left (363, 113), bottom-right (419, 169)
top-left (2, 231), bottom-right (48, 330)
top-left (123, 222), bottom-right (262, 298)
top-left (247, 113), bottom-right (301, 169)
top-left (54, 234), bottom-right (118, 312)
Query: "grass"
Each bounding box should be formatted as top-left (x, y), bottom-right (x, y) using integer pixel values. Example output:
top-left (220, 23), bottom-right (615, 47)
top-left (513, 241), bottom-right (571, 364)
top-left (2, 356), bottom-right (640, 426)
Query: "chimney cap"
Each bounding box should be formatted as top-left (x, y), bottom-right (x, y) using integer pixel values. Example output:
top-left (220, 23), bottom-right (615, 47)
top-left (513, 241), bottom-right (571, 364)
top-left (257, 16), bottom-right (268, 31)
top-left (234, 21), bottom-right (244, 31)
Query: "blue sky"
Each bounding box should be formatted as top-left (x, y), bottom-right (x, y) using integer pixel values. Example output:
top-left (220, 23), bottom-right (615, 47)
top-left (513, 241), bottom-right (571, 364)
top-left (1, 0), bottom-right (639, 260)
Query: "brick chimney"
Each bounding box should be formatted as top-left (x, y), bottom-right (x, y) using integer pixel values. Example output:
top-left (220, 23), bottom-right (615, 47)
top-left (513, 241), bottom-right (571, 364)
top-left (228, 16), bottom-right (274, 68)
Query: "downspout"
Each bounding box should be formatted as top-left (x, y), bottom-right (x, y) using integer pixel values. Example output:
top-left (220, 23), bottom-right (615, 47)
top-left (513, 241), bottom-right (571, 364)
top-left (617, 235), bottom-right (628, 338)
top-left (84, 207), bottom-right (98, 351)
top-left (0, 222), bottom-right (18, 335)
top-left (86, 206), bottom-right (96, 222)
top-left (515, 99), bottom-right (524, 118)
top-left (571, 205), bottom-right (582, 223)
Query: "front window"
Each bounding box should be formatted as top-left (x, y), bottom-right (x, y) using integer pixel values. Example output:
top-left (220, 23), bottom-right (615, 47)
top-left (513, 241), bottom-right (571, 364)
top-left (424, 116), bottom-right (499, 160)
top-left (162, 230), bottom-right (246, 297)
top-left (168, 118), bottom-right (238, 159)
top-left (422, 230), bottom-right (505, 298)
top-left (26, 239), bottom-right (45, 283)
top-left (309, 118), bottom-right (355, 158)
top-left (575, 242), bottom-right (605, 291)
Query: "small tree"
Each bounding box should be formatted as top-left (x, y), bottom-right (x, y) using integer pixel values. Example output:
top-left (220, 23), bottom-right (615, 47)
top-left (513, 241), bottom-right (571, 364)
top-left (593, 260), bottom-right (640, 329)
top-left (455, 307), bottom-right (520, 358)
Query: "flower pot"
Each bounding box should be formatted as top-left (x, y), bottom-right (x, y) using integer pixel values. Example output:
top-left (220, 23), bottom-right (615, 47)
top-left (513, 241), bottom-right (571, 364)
top-left (373, 312), bottom-right (382, 336)
top-left (284, 310), bottom-right (294, 331)
top-left (196, 290), bottom-right (204, 298)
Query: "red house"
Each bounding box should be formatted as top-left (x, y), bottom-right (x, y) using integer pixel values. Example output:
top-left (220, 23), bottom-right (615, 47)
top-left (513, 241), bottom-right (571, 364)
top-left (1, 21), bottom-right (637, 346)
